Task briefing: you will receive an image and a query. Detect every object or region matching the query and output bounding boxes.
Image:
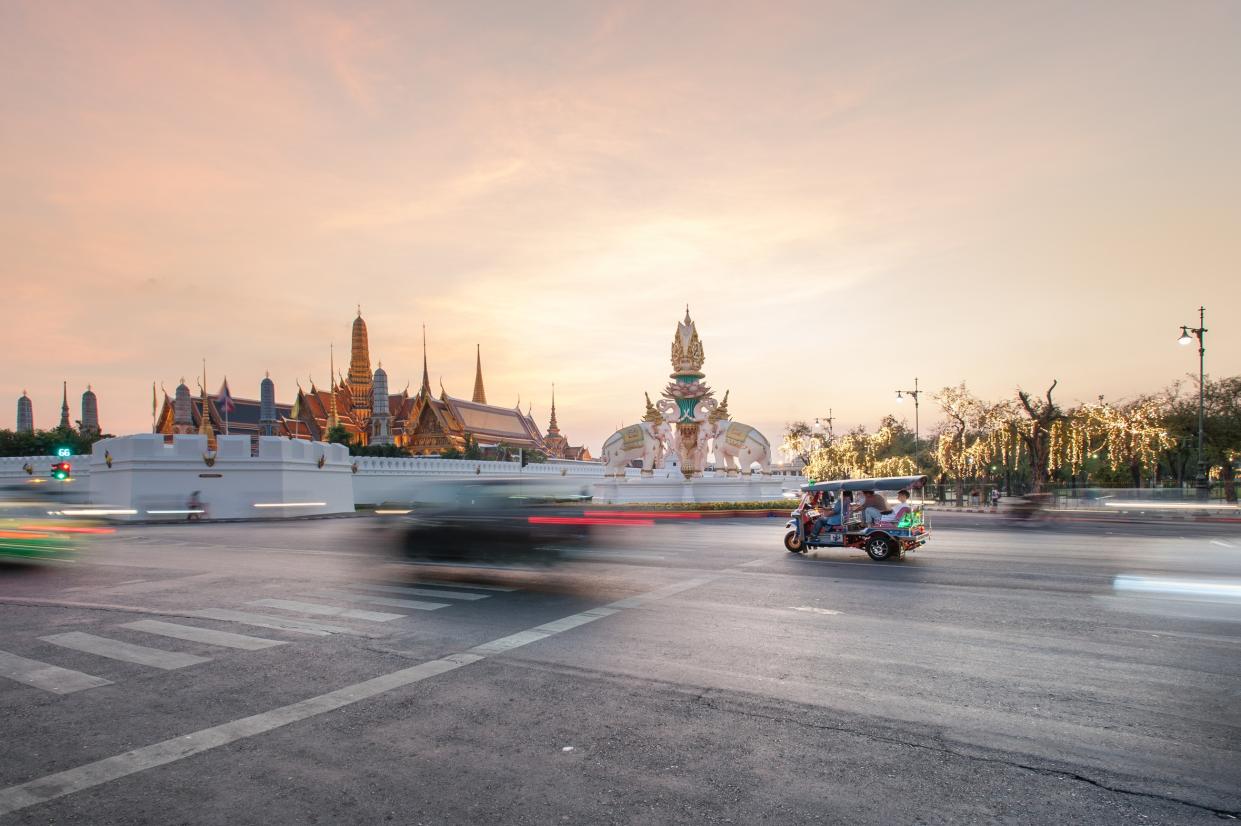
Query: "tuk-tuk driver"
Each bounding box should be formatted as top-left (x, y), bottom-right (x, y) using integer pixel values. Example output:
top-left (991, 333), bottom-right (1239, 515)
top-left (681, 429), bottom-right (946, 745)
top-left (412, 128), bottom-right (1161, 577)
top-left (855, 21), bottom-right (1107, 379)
top-left (810, 490), bottom-right (852, 539)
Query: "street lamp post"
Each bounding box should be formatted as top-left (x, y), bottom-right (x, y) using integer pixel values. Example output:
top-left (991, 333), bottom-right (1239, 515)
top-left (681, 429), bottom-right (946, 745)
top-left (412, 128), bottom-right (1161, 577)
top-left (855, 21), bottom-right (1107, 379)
top-left (894, 378), bottom-right (922, 474)
top-left (1177, 307), bottom-right (1208, 493)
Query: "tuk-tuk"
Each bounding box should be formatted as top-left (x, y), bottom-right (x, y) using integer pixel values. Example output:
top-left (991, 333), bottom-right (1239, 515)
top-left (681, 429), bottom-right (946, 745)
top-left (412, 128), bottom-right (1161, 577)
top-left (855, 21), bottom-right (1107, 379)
top-left (784, 475), bottom-right (930, 561)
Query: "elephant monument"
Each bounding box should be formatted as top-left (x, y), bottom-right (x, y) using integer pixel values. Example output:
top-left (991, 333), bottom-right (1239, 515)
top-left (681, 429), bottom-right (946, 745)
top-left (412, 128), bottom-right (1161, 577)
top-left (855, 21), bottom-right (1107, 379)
top-left (600, 420), bottom-right (673, 477)
top-left (701, 418), bottom-right (772, 476)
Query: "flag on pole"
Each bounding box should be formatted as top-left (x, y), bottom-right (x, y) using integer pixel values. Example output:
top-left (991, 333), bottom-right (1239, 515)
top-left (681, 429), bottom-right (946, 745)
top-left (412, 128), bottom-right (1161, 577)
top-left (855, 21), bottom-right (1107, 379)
top-left (217, 378), bottom-right (236, 415)
top-left (217, 377), bottom-right (235, 435)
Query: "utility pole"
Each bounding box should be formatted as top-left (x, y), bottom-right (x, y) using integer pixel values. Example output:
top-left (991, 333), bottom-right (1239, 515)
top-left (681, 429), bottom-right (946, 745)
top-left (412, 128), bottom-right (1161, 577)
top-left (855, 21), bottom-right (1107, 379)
top-left (1177, 307), bottom-right (1208, 495)
top-left (895, 378), bottom-right (922, 474)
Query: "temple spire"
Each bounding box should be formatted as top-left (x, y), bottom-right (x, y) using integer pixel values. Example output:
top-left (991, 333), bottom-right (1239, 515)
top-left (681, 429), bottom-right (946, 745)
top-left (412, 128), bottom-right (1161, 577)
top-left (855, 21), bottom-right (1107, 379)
top-left (420, 325), bottom-right (431, 396)
top-left (328, 343), bottom-right (339, 428)
top-left (59, 381), bottom-right (71, 429)
top-left (472, 344), bottom-right (487, 404)
top-left (547, 383), bottom-right (560, 435)
top-left (198, 360), bottom-right (214, 441)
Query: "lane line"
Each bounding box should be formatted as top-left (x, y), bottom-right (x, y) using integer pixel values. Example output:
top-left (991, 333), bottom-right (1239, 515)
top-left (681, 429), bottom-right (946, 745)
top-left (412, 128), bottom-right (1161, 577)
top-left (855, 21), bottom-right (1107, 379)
top-left (184, 609), bottom-right (358, 637)
top-left (249, 599), bottom-right (404, 622)
top-left (0, 649), bottom-right (112, 694)
top-left (0, 571), bottom-right (726, 816)
top-left (121, 620), bottom-right (286, 651)
top-left (1209, 539), bottom-right (1234, 548)
top-left (312, 591), bottom-right (450, 611)
top-left (40, 633), bottom-right (210, 670)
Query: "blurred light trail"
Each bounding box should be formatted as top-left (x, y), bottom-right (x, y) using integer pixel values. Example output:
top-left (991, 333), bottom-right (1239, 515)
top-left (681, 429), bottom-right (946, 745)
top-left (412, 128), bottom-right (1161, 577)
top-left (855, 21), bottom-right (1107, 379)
top-left (585, 511), bottom-right (703, 519)
top-left (1114, 575), bottom-right (1241, 600)
top-left (1104, 501), bottom-right (1239, 510)
top-left (18, 525), bottom-right (114, 535)
top-left (252, 502), bottom-right (327, 509)
top-left (527, 516), bottom-right (655, 527)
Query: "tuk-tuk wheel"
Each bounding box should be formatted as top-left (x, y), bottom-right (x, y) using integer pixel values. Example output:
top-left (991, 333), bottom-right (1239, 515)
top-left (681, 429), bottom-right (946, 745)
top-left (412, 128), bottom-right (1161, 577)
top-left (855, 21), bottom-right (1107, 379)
top-left (865, 536), bottom-right (895, 561)
top-left (784, 531), bottom-right (804, 553)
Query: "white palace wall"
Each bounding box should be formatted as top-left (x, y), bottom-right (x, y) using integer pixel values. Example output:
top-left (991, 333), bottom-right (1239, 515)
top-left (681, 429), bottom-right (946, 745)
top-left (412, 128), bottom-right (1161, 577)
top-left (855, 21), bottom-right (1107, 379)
top-left (4, 439), bottom-right (793, 513)
top-left (351, 456), bottom-right (607, 505)
top-left (87, 434), bottom-right (354, 521)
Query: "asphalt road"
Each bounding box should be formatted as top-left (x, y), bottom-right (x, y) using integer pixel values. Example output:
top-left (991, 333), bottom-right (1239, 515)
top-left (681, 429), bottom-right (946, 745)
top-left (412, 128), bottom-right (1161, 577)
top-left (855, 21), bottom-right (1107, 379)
top-left (2, 512), bottom-right (1240, 824)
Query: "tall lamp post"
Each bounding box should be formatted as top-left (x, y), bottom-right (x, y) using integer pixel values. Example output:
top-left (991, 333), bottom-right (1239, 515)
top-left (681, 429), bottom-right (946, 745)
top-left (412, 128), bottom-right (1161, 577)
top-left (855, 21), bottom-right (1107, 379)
top-left (1177, 306), bottom-right (1208, 493)
top-left (894, 378), bottom-right (922, 473)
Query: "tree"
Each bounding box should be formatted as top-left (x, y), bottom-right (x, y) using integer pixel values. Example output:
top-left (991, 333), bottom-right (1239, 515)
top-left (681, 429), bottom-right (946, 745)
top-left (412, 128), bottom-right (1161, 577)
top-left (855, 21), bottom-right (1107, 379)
top-left (325, 424), bottom-right (353, 447)
top-left (782, 421), bottom-right (819, 466)
top-left (1016, 381), bottom-right (1068, 494)
top-left (0, 427), bottom-right (111, 458)
top-left (462, 434), bottom-right (483, 461)
top-left (439, 445), bottom-right (463, 459)
top-left (1168, 376), bottom-right (1241, 500)
top-left (934, 383), bottom-right (986, 504)
top-left (1076, 397), bottom-right (1174, 488)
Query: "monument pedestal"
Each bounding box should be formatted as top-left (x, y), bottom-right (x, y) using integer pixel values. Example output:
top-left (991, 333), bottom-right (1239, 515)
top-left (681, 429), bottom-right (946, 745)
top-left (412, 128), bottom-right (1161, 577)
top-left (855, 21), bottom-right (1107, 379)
top-left (592, 474), bottom-right (783, 504)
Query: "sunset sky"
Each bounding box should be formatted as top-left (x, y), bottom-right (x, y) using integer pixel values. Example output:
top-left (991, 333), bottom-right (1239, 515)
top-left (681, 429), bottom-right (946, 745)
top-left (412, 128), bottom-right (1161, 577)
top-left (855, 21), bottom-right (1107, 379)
top-left (3, 1), bottom-right (1239, 455)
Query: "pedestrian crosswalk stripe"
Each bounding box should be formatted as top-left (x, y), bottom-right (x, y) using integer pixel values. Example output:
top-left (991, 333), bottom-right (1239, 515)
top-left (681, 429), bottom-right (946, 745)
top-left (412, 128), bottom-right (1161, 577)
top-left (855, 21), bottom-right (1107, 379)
top-left (312, 590), bottom-right (449, 611)
top-left (121, 620), bottom-right (286, 651)
top-left (0, 649), bottom-right (112, 694)
top-left (40, 632), bottom-right (210, 670)
top-left (249, 599), bottom-right (404, 622)
top-left (186, 608), bottom-right (358, 636)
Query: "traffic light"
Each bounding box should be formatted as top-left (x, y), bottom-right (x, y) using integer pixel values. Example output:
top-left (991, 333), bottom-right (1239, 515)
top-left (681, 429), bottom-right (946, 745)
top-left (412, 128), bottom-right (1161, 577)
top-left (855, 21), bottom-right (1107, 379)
top-left (50, 461), bottom-right (72, 481)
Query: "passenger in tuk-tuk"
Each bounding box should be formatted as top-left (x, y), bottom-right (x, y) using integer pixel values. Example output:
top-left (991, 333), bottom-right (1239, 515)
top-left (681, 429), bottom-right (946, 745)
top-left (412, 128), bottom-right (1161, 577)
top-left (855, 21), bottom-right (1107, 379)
top-left (810, 490), bottom-right (852, 540)
top-left (882, 489), bottom-right (913, 525)
top-left (859, 490), bottom-right (889, 526)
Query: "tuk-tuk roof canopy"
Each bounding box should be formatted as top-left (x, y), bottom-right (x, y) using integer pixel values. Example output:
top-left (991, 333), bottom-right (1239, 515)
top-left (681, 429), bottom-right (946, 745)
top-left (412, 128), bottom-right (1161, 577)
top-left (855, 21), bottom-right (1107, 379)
top-left (800, 475), bottom-right (928, 493)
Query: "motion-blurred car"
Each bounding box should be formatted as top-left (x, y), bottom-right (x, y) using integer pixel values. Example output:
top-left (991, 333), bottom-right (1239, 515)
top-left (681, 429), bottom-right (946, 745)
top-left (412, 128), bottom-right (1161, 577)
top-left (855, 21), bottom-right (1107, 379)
top-left (0, 481), bottom-right (107, 563)
top-left (382, 479), bottom-right (596, 565)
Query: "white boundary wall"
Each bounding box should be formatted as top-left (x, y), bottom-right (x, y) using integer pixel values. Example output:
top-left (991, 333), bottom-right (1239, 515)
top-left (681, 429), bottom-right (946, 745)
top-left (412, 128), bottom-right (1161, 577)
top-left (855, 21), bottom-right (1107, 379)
top-left (351, 456), bottom-right (608, 505)
top-left (88, 435), bottom-right (354, 521)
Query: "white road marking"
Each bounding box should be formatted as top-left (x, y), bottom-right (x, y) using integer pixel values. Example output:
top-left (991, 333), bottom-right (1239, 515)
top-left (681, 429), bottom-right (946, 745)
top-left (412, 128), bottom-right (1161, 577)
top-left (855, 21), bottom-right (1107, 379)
top-left (250, 599), bottom-right (404, 622)
top-left (0, 571), bottom-right (728, 816)
top-left (790, 606), bottom-right (842, 615)
top-left (0, 649), bottom-right (112, 694)
top-left (312, 591), bottom-right (449, 611)
top-left (40, 633), bottom-right (210, 670)
top-left (1209, 539), bottom-right (1235, 548)
top-left (185, 609), bottom-right (357, 636)
top-left (121, 620), bottom-right (286, 651)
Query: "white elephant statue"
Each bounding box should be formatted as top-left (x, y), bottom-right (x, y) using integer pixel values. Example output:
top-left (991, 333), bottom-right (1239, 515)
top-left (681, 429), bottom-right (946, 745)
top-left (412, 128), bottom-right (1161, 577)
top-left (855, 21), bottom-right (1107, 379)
top-left (601, 420), bottom-right (673, 477)
top-left (701, 419), bottom-right (772, 476)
